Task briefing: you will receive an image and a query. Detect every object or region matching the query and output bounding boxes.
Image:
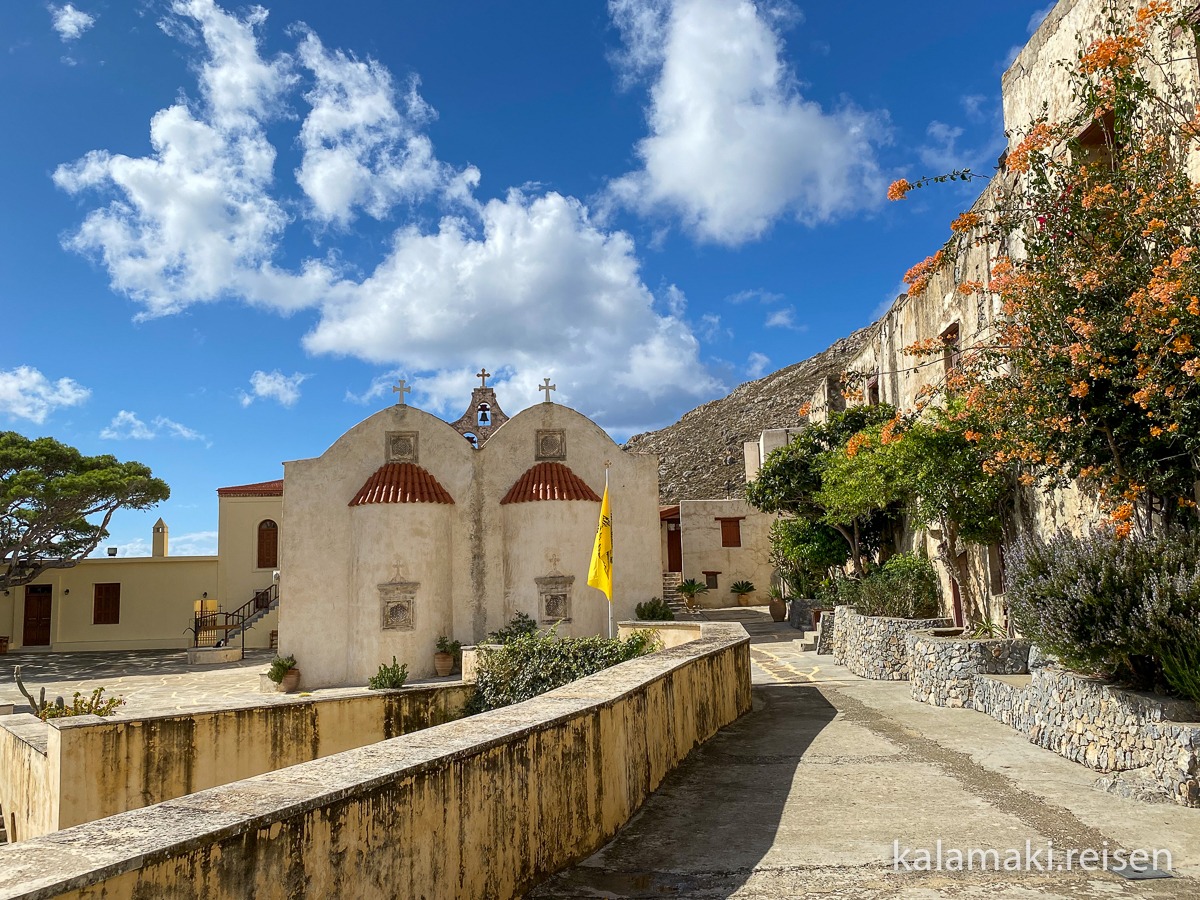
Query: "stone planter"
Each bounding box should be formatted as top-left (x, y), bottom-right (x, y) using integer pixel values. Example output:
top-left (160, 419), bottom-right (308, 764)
top-left (839, 612), bottom-right (953, 680)
top-left (972, 663), bottom-right (1200, 808)
top-left (906, 632), bottom-right (1030, 708)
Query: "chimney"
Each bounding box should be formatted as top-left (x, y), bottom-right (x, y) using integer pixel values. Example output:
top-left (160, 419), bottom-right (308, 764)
top-left (152, 518), bottom-right (169, 557)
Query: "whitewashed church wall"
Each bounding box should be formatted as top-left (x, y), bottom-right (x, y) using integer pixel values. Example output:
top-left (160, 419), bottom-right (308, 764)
top-left (280, 406), bottom-right (476, 688)
top-left (349, 504), bottom-right (456, 683)
top-left (500, 503), bottom-right (611, 637)
top-left (482, 402), bottom-right (660, 630)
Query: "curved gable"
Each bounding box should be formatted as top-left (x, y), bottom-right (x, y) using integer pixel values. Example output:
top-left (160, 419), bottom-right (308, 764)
top-left (501, 462), bottom-right (601, 505)
top-left (350, 463), bottom-right (455, 506)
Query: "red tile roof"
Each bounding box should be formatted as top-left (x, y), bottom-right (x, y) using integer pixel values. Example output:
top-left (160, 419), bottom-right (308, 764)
top-left (501, 462), bottom-right (601, 505)
top-left (216, 479), bottom-right (284, 497)
top-left (349, 463), bottom-right (454, 506)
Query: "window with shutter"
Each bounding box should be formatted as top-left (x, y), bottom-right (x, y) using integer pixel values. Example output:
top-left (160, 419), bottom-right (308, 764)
top-left (93, 583), bottom-right (120, 625)
top-left (717, 518), bottom-right (742, 548)
top-left (257, 520), bottom-right (279, 569)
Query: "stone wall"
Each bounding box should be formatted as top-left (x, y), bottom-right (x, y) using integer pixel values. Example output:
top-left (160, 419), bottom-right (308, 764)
top-left (973, 666), bottom-right (1200, 808)
top-left (816, 610), bottom-right (835, 655)
top-left (907, 633), bottom-right (1030, 708)
top-left (831, 605), bottom-right (856, 666)
top-left (0, 683), bottom-right (471, 842)
top-left (839, 612), bottom-right (952, 681)
top-left (0, 622), bottom-right (751, 898)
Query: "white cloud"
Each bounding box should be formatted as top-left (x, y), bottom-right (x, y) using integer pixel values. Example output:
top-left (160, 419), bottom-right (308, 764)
top-left (240, 370), bottom-right (308, 407)
top-left (50, 4), bottom-right (95, 42)
top-left (106, 530), bottom-right (217, 557)
top-left (698, 313), bottom-right (729, 342)
top-left (100, 411), bottom-right (208, 442)
top-left (918, 121), bottom-right (966, 171)
top-left (746, 351), bottom-right (770, 378)
top-left (765, 306), bottom-right (803, 329)
top-left (0, 367), bottom-right (90, 424)
top-left (726, 288), bottom-right (784, 305)
top-left (53, 0), bottom-right (721, 433)
top-left (607, 0), bottom-right (888, 245)
top-left (168, 530), bottom-right (218, 555)
top-left (100, 410), bottom-right (156, 440)
top-left (295, 32), bottom-right (479, 226)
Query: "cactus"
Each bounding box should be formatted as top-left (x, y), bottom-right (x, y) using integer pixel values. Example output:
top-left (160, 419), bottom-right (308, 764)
top-left (13, 666), bottom-right (64, 716)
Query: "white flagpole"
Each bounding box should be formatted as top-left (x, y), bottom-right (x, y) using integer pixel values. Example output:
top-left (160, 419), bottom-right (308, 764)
top-left (606, 464), bottom-right (614, 639)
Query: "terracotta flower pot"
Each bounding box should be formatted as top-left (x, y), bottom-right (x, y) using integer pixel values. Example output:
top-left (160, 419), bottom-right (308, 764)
top-left (433, 651), bottom-right (454, 677)
top-left (769, 599), bottom-right (787, 622)
top-left (280, 668), bottom-right (301, 693)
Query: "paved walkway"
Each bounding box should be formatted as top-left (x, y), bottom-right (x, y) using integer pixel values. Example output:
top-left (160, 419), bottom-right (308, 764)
top-left (533, 611), bottom-right (1200, 899)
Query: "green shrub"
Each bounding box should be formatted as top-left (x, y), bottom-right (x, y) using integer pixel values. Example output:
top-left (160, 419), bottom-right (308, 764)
top-left (820, 553), bottom-right (941, 619)
top-left (635, 597), bottom-right (674, 621)
top-left (368, 656), bottom-right (409, 690)
top-left (467, 628), bottom-right (661, 713)
top-left (267, 654), bottom-right (296, 684)
top-left (487, 612), bottom-right (539, 644)
top-left (40, 687), bottom-right (124, 720)
top-left (1007, 530), bottom-right (1200, 696)
top-left (730, 580), bottom-right (755, 596)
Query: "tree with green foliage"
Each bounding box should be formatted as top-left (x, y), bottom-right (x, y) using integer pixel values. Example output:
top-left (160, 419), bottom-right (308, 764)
top-left (747, 405), bottom-right (899, 575)
top-left (1, 432), bottom-right (170, 588)
top-left (768, 518), bottom-right (849, 597)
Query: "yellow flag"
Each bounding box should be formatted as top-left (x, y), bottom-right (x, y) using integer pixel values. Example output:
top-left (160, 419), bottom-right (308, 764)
top-left (587, 484), bottom-right (613, 601)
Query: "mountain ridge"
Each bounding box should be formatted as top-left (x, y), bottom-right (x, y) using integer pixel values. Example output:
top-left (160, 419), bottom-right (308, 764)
top-left (624, 324), bottom-right (877, 504)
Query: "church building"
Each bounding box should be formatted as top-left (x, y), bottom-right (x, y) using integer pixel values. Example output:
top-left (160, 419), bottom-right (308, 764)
top-left (278, 373), bottom-right (662, 687)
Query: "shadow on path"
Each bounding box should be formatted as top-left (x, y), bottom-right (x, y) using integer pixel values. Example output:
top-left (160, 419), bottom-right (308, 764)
top-left (530, 684), bottom-right (836, 898)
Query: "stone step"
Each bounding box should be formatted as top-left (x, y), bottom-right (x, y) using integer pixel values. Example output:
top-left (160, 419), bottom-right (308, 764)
top-left (794, 636), bottom-right (817, 652)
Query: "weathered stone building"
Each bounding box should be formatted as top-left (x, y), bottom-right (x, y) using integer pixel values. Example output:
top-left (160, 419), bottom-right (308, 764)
top-left (802, 0), bottom-right (1200, 627)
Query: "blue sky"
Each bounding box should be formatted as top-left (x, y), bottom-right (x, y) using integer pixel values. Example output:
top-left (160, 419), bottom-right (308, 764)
top-left (1, 0), bottom-right (1053, 555)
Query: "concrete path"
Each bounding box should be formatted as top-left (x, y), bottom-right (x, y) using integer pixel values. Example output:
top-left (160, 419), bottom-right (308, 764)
top-left (532, 613), bottom-right (1200, 899)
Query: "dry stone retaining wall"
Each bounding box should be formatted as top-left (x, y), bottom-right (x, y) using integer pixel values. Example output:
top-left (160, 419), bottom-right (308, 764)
top-left (839, 612), bottom-right (952, 680)
top-left (973, 665), bottom-right (1200, 808)
top-left (906, 633), bottom-right (1030, 708)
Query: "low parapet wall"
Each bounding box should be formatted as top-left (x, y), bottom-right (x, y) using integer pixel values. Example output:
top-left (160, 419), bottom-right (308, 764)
top-left (906, 633), bottom-right (1031, 708)
top-left (0, 621), bottom-right (751, 899)
top-left (974, 666), bottom-right (1200, 808)
top-left (838, 611), bottom-right (953, 680)
top-left (0, 682), bottom-right (471, 842)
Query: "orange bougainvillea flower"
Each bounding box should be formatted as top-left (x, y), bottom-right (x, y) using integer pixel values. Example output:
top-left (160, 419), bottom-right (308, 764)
top-left (902, 250), bottom-right (944, 297)
top-left (950, 211), bottom-right (981, 233)
top-left (887, 178), bottom-right (912, 201)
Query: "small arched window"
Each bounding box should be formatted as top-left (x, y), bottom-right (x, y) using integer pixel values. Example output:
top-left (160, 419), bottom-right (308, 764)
top-left (257, 519), bottom-right (279, 569)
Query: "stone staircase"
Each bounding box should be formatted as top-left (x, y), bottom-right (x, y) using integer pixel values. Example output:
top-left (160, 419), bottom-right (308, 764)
top-left (661, 572), bottom-right (687, 615)
top-left (794, 629), bottom-right (819, 652)
top-left (225, 585), bottom-right (279, 644)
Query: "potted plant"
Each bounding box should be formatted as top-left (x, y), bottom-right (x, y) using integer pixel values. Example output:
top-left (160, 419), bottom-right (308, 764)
top-left (267, 654), bottom-right (300, 693)
top-left (434, 636), bottom-right (461, 677)
top-left (730, 580), bottom-right (756, 607)
top-left (766, 586), bottom-right (787, 623)
top-left (675, 579), bottom-right (709, 611)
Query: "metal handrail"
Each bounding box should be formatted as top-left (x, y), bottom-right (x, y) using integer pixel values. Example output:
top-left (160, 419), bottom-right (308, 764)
top-left (192, 583), bottom-right (279, 648)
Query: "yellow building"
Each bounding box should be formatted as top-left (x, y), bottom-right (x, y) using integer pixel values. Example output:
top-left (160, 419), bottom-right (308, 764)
top-left (2, 480), bottom-right (283, 653)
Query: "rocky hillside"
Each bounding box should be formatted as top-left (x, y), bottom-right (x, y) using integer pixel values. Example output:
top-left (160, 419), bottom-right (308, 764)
top-left (624, 324), bottom-right (877, 503)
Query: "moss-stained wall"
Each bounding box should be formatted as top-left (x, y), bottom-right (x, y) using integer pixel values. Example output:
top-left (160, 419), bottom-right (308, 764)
top-left (0, 683), bottom-right (469, 843)
top-left (0, 621), bottom-right (750, 899)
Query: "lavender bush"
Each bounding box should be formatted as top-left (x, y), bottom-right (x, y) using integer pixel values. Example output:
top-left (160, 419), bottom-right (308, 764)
top-left (1006, 530), bottom-right (1200, 698)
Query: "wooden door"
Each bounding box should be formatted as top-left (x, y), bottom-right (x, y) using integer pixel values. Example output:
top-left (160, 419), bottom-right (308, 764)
top-left (666, 522), bottom-right (682, 573)
top-left (22, 585), bottom-right (52, 646)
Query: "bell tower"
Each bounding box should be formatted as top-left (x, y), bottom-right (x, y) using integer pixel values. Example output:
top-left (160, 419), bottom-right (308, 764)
top-left (449, 368), bottom-right (510, 447)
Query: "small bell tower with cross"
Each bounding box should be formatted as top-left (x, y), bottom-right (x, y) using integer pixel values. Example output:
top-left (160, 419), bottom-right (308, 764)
top-left (449, 367), bottom-right (511, 448)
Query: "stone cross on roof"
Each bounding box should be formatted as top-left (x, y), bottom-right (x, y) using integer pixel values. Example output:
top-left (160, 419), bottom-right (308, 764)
top-left (392, 379), bottom-right (412, 406)
top-left (476, 368), bottom-right (491, 388)
top-left (538, 377), bottom-right (556, 403)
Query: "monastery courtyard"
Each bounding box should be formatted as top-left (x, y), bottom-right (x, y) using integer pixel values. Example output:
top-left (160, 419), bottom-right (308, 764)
top-left (0, 612), bottom-right (1195, 898)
